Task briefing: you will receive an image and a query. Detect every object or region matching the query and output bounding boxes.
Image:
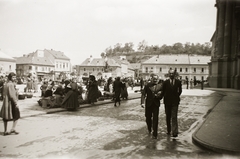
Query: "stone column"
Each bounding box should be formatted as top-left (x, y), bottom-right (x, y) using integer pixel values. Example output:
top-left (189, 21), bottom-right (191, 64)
top-left (234, 2), bottom-right (240, 89)
top-left (223, 0), bottom-right (233, 58)
top-left (216, 0), bottom-right (226, 58)
top-left (221, 0), bottom-right (233, 88)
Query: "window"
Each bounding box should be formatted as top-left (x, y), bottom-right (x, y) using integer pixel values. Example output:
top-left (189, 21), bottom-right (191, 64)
top-left (97, 68), bottom-right (99, 71)
top-left (185, 68), bottom-right (188, 72)
top-left (180, 68), bottom-right (182, 72)
top-left (56, 63), bottom-right (58, 68)
top-left (29, 66), bottom-right (32, 70)
top-left (9, 65), bottom-right (11, 70)
top-left (193, 68), bottom-right (196, 72)
top-left (202, 68), bottom-right (204, 73)
top-left (159, 67), bottom-right (162, 72)
top-left (145, 67), bottom-right (148, 73)
top-left (63, 63), bottom-right (65, 69)
top-left (35, 66), bottom-right (38, 71)
top-left (84, 68), bottom-right (86, 71)
top-left (60, 63), bottom-right (62, 69)
top-left (66, 63), bottom-right (68, 68)
top-left (93, 68), bottom-right (95, 71)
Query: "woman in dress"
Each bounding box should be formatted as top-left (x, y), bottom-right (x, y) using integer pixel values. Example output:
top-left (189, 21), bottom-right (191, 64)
top-left (61, 78), bottom-right (79, 111)
top-left (0, 72), bottom-right (20, 136)
top-left (87, 75), bottom-right (98, 105)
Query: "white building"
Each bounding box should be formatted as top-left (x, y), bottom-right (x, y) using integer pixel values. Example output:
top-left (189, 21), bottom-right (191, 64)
top-left (16, 49), bottom-right (71, 80)
top-left (141, 54), bottom-right (210, 81)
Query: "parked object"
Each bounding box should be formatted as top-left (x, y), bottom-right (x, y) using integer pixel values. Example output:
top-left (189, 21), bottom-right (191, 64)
top-left (18, 93), bottom-right (25, 100)
top-left (26, 93), bottom-right (33, 98)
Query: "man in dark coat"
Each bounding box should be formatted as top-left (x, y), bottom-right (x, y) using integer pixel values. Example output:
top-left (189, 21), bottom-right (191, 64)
top-left (160, 69), bottom-right (182, 138)
top-left (141, 74), bottom-right (162, 139)
top-left (113, 77), bottom-right (124, 107)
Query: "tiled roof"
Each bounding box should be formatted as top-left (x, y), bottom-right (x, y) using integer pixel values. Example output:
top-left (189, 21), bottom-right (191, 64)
top-left (79, 58), bottom-right (120, 67)
top-left (189, 55), bottom-right (211, 64)
top-left (16, 56), bottom-right (54, 66)
top-left (0, 50), bottom-right (16, 62)
top-left (110, 56), bottom-right (129, 65)
top-left (142, 54), bottom-right (210, 65)
top-left (44, 49), bottom-right (70, 60)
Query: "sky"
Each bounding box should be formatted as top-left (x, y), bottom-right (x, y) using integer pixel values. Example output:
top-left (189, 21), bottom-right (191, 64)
top-left (0, 0), bottom-right (216, 65)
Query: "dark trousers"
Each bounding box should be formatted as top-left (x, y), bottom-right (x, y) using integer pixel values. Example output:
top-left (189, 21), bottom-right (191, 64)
top-left (145, 104), bottom-right (159, 137)
top-left (164, 104), bottom-right (179, 136)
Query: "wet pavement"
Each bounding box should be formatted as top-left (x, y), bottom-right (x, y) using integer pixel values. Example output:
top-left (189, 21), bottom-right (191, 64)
top-left (0, 85), bottom-right (239, 158)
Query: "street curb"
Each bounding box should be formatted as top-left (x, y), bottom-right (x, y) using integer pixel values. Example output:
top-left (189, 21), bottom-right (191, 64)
top-left (192, 126), bottom-right (240, 155)
top-left (20, 96), bottom-right (141, 118)
top-left (191, 91), bottom-right (240, 155)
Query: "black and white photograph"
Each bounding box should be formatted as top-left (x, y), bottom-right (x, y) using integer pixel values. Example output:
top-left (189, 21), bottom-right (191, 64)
top-left (0, 0), bottom-right (240, 159)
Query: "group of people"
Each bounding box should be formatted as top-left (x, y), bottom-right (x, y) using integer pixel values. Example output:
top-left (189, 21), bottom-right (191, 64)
top-left (39, 77), bottom-right (84, 110)
top-left (24, 77), bottom-right (39, 93)
top-left (141, 69), bottom-right (182, 139)
top-left (1, 70), bottom-right (182, 138)
top-left (103, 76), bottom-right (129, 106)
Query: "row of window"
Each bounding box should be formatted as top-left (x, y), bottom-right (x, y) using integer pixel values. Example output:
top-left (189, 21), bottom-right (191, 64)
top-left (82, 68), bottom-right (113, 72)
top-left (145, 67), bottom-right (205, 73)
top-left (28, 66), bottom-right (53, 72)
top-left (56, 62), bottom-right (69, 69)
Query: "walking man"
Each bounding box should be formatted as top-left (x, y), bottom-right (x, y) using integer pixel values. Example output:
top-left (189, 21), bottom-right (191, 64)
top-left (141, 74), bottom-right (162, 139)
top-left (160, 69), bottom-right (182, 138)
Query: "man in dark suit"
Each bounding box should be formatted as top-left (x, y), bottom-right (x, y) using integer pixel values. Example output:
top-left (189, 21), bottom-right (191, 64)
top-left (141, 74), bottom-right (162, 139)
top-left (160, 69), bottom-right (182, 138)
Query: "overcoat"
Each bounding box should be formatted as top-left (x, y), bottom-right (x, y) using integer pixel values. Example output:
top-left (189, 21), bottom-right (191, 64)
top-left (0, 81), bottom-right (20, 120)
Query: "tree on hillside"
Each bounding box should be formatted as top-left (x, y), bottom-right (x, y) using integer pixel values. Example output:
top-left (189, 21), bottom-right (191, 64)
top-left (123, 42), bottom-right (134, 54)
top-left (113, 43), bottom-right (122, 54)
top-left (105, 46), bottom-right (113, 56)
top-left (101, 41), bottom-right (212, 58)
top-left (172, 43), bottom-right (184, 54)
top-left (101, 52), bottom-right (105, 58)
top-left (137, 40), bottom-right (147, 52)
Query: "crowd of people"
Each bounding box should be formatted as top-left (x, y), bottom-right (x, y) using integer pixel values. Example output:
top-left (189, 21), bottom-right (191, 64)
top-left (1, 69), bottom-right (182, 139)
top-left (37, 75), bottom-right (135, 109)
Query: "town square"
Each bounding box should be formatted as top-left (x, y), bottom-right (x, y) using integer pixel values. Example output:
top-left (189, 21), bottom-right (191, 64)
top-left (0, 0), bottom-right (240, 159)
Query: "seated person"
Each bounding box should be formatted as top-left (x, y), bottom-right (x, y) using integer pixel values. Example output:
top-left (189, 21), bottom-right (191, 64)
top-left (42, 85), bottom-right (54, 108)
top-left (53, 84), bottom-right (64, 107)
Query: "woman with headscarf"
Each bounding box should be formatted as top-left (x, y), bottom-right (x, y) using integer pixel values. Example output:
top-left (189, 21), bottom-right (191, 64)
top-left (0, 72), bottom-right (20, 136)
top-left (61, 78), bottom-right (79, 111)
top-left (87, 75), bottom-right (98, 105)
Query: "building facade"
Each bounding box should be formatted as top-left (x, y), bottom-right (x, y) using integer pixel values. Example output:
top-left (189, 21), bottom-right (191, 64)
top-left (75, 56), bottom-right (135, 79)
top-left (0, 50), bottom-right (16, 76)
top-left (141, 54), bottom-right (210, 81)
top-left (16, 49), bottom-right (71, 80)
top-left (208, 0), bottom-right (240, 89)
